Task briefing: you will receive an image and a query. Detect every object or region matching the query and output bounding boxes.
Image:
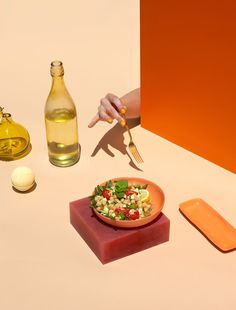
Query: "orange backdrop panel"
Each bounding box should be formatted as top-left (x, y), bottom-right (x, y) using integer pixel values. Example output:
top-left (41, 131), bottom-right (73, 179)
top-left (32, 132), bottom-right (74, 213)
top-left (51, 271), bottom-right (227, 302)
top-left (140, 0), bottom-right (236, 173)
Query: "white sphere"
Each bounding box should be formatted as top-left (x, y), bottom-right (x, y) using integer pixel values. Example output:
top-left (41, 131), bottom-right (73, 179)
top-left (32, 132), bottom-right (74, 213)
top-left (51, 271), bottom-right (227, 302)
top-left (11, 166), bottom-right (35, 191)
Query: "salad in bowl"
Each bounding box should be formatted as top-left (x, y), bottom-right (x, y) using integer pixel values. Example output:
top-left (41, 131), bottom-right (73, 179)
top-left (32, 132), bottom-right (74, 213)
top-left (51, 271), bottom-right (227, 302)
top-left (90, 177), bottom-right (164, 228)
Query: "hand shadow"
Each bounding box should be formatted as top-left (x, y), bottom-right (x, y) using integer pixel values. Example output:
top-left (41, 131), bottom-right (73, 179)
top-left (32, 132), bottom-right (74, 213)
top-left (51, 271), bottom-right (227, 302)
top-left (91, 117), bottom-right (143, 171)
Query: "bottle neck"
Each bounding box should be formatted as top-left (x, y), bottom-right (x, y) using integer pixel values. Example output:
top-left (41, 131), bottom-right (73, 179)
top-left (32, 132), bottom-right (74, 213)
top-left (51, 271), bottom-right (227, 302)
top-left (50, 61), bottom-right (66, 91)
top-left (51, 75), bottom-right (66, 90)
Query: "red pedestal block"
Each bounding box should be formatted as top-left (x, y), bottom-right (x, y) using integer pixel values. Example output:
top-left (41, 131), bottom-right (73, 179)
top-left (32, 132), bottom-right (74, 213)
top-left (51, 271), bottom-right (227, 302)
top-left (70, 197), bottom-right (170, 264)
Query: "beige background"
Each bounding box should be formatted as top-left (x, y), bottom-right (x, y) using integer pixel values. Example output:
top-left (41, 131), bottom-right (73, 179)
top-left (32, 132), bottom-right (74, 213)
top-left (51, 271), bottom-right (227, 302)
top-left (1, 1), bottom-right (236, 309)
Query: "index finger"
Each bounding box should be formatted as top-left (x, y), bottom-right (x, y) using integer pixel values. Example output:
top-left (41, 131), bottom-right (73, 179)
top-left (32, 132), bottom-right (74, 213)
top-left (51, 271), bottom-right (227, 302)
top-left (88, 113), bottom-right (100, 128)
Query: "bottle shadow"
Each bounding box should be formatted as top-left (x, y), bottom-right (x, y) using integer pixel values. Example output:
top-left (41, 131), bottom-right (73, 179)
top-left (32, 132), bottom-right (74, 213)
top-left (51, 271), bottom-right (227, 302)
top-left (91, 117), bottom-right (143, 171)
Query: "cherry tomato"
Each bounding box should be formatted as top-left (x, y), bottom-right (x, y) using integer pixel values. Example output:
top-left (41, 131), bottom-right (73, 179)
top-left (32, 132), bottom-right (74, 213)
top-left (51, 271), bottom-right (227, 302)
top-left (124, 209), bottom-right (130, 217)
top-left (125, 209), bottom-right (139, 220)
top-left (129, 210), bottom-right (140, 220)
top-left (125, 190), bottom-right (138, 196)
top-left (115, 207), bottom-right (123, 213)
top-left (102, 189), bottom-right (110, 200)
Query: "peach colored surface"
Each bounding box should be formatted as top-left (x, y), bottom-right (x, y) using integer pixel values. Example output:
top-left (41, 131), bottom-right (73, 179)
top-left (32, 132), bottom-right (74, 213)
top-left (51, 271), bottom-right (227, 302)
top-left (0, 1), bottom-right (236, 310)
top-left (93, 177), bottom-right (165, 228)
top-left (141, 0), bottom-right (236, 173)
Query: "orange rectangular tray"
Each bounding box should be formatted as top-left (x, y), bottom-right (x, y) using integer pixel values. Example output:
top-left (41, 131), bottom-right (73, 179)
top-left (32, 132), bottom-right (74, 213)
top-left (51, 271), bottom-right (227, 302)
top-left (179, 199), bottom-right (236, 252)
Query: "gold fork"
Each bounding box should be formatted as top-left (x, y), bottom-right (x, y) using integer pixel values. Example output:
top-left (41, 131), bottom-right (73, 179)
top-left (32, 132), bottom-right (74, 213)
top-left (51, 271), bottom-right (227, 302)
top-left (122, 114), bottom-right (144, 164)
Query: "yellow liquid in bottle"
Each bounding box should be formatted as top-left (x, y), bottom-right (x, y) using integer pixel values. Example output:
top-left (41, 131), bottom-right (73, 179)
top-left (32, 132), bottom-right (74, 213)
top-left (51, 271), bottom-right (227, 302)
top-left (0, 137), bottom-right (30, 160)
top-left (0, 114), bottom-right (31, 161)
top-left (45, 108), bottom-right (80, 167)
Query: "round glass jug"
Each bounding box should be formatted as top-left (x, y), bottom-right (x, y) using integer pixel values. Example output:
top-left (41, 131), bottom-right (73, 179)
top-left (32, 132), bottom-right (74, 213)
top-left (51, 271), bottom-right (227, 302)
top-left (0, 107), bottom-right (31, 161)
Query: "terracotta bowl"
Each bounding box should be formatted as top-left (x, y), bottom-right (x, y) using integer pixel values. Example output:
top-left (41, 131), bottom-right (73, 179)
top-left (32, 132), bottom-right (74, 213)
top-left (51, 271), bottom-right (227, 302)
top-left (92, 177), bottom-right (165, 228)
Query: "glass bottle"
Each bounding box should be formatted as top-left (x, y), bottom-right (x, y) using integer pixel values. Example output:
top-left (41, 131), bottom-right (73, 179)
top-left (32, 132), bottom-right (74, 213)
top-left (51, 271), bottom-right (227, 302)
top-left (0, 107), bottom-right (31, 161)
top-left (44, 61), bottom-right (80, 167)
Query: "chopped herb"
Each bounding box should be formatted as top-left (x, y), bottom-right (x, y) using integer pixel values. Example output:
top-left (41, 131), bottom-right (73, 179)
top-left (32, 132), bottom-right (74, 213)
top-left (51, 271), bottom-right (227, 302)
top-left (119, 212), bottom-right (126, 220)
top-left (115, 180), bottom-right (128, 198)
top-left (95, 185), bottom-right (103, 195)
top-left (126, 204), bottom-right (137, 210)
top-left (105, 180), bottom-right (113, 188)
top-left (135, 184), bottom-right (148, 189)
top-left (89, 195), bottom-right (97, 208)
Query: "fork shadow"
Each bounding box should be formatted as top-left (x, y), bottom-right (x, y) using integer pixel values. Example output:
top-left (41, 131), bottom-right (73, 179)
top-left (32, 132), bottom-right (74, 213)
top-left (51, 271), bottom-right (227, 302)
top-left (91, 117), bottom-right (143, 171)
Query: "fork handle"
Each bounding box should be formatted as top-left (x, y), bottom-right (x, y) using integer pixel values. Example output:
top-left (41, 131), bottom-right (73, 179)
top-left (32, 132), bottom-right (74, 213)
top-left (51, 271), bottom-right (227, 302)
top-left (125, 124), bottom-right (133, 141)
top-left (122, 114), bottom-right (133, 141)
top-left (118, 100), bottom-right (133, 141)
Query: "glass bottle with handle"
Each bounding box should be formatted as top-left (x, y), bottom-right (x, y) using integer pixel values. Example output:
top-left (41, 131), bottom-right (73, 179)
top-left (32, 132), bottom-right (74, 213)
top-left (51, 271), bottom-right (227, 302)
top-left (44, 61), bottom-right (80, 167)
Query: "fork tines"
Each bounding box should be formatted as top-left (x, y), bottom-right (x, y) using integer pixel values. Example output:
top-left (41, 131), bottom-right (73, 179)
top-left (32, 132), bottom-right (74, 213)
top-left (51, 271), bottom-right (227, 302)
top-left (129, 142), bottom-right (144, 163)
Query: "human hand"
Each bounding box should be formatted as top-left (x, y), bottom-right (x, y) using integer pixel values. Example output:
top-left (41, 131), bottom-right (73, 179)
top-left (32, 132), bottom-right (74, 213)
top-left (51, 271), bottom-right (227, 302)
top-left (88, 93), bottom-right (127, 128)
